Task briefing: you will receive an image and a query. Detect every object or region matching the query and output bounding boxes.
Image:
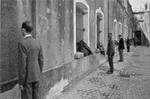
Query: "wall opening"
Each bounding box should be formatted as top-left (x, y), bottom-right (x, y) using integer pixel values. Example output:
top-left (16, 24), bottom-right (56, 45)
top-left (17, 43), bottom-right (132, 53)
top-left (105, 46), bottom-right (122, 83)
top-left (76, 4), bottom-right (88, 43)
top-left (95, 7), bottom-right (104, 49)
top-left (119, 22), bottom-right (123, 35)
top-left (113, 19), bottom-right (118, 40)
top-left (74, 0), bottom-right (90, 53)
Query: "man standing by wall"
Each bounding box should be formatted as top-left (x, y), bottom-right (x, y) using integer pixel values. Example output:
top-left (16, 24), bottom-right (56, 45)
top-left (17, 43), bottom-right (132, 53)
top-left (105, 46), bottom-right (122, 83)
top-left (106, 33), bottom-right (115, 74)
top-left (18, 21), bottom-right (44, 99)
top-left (126, 37), bottom-right (130, 52)
top-left (118, 34), bottom-right (125, 62)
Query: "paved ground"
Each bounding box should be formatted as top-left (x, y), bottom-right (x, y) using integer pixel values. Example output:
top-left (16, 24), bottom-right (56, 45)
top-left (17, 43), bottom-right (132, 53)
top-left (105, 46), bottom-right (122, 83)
top-left (55, 46), bottom-right (150, 99)
top-left (1, 46), bottom-right (150, 99)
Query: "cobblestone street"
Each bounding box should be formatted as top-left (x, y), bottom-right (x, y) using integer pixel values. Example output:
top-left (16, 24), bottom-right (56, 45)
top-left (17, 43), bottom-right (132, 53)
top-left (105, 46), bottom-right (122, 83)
top-left (1, 0), bottom-right (150, 99)
top-left (55, 46), bottom-right (150, 99)
top-left (1, 46), bottom-right (150, 99)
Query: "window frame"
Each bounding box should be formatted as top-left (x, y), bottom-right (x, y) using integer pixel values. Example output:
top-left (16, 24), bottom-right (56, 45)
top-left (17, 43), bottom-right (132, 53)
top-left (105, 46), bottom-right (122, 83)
top-left (73, 0), bottom-right (90, 54)
top-left (95, 7), bottom-right (104, 49)
top-left (113, 19), bottom-right (118, 40)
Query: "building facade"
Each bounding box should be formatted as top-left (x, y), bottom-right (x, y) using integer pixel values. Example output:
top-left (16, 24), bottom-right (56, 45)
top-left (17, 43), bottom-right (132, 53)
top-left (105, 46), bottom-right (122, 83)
top-left (0, 0), bottom-right (134, 97)
top-left (110, 0), bottom-right (134, 41)
top-left (133, 2), bottom-right (150, 46)
top-left (141, 2), bottom-right (150, 44)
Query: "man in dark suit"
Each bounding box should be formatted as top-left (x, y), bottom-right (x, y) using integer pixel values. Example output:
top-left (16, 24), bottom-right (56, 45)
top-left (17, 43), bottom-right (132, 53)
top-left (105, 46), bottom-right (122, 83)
top-left (126, 37), bottom-right (130, 52)
top-left (118, 34), bottom-right (124, 62)
top-left (18, 21), bottom-right (43, 99)
top-left (106, 33), bottom-right (115, 74)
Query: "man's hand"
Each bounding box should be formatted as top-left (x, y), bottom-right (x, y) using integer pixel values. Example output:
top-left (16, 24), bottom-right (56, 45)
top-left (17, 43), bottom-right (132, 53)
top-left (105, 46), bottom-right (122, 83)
top-left (19, 85), bottom-right (24, 91)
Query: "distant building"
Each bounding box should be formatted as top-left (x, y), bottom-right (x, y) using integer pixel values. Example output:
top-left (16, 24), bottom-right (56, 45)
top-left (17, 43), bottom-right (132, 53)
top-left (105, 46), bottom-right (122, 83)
top-left (143, 2), bottom-right (150, 43)
top-left (133, 2), bottom-right (150, 46)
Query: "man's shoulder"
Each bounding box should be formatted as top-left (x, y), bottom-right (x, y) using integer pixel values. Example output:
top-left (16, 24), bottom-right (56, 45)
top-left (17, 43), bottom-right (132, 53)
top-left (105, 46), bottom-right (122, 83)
top-left (29, 38), bottom-right (42, 48)
top-left (121, 38), bottom-right (124, 41)
top-left (110, 40), bottom-right (114, 43)
top-left (18, 39), bottom-right (25, 45)
top-left (32, 38), bottom-right (41, 44)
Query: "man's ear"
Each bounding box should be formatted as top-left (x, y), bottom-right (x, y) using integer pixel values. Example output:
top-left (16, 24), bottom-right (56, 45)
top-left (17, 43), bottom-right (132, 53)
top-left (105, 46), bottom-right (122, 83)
top-left (21, 28), bottom-right (26, 33)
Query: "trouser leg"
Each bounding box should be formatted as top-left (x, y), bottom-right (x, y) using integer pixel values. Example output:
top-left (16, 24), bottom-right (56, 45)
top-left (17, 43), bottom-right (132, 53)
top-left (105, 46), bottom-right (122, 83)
top-left (128, 46), bottom-right (130, 52)
top-left (127, 46), bottom-right (129, 52)
top-left (21, 82), bottom-right (40, 99)
top-left (108, 56), bottom-right (114, 72)
top-left (21, 83), bottom-right (32, 99)
top-left (121, 50), bottom-right (124, 61)
top-left (32, 82), bottom-right (40, 99)
top-left (119, 50), bottom-right (123, 61)
top-left (119, 50), bottom-right (121, 60)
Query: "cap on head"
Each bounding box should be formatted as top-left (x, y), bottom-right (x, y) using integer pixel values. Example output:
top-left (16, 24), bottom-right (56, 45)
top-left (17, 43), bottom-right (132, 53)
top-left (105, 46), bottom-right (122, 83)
top-left (108, 33), bottom-right (112, 36)
top-left (118, 34), bottom-right (122, 37)
top-left (22, 21), bottom-right (33, 33)
top-left (108, 33), bottom-right (113, 40)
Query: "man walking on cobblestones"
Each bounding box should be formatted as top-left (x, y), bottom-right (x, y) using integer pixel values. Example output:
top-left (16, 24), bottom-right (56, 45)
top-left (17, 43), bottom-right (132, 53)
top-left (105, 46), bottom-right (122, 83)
top-left (106, 33), bottom-right (115, 74)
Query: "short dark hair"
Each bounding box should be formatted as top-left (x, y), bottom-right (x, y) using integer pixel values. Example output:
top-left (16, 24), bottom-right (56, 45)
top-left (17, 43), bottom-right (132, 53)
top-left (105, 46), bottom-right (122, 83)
top-left (108, 33), bottom-right (112, 36)
top-left (118, 34), bottom-right (122, 37)
top-left (22, 21), bottom-right (33, 33)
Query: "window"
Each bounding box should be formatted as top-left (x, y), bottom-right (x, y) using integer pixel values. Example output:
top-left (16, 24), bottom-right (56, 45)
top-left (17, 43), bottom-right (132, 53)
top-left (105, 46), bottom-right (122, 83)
top-left (74, 0), bottom-right (90, 53)
top-left (95, 7), bottom-right (104, 49)
top-left (124, 26), bottom-right (128, 38)
top-left (113, 19), bottom-right (118, 40)
top-left (119, 22), bottom-right (123, 35)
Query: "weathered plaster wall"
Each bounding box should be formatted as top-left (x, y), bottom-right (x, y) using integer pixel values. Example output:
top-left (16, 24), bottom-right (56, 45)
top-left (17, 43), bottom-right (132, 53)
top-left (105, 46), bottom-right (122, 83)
top-left (0, 0), bottom-right (1, 70)
top-left (103, 0), bottom-right (109, 49)
top-left (0, 0), bottom-right (36, 90)
top-left (127, 3), bottom-right (134, 39)
top-left (111, 0), bottom-right (130, 38)
top-left (0, 0), bottom-right (107, 93)
top-left (0, 0), bottom-right (1, 86)
top-left (87, 0), bottom-right (105, 51)
top-left (0, 0), bottom-right (21, 83)
top-left (36, 0), bottom-right (74, 71)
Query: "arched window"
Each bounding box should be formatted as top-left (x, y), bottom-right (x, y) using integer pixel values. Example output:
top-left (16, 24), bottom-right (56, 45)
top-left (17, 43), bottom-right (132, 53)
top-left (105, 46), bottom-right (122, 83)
top-left (113, 19), bottom-right (118, 40)
top-left (124, 26), bottom-right (128, 38)
top-left (119, 22), bottom-right (123, 35)
top-left (74, 0), bottom-right (90, 53)
top-left (95, 7), bottom-right (104, 48)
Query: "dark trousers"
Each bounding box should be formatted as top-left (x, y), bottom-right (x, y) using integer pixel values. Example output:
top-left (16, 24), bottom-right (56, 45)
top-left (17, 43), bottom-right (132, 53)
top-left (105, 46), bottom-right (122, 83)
top-left (119, 49), bottom-right (124, 61)
top-left (21, 82), bottom-right (40, 99)
top-left (108, 56), bottom-right (114, 72)
top-left (127, 45), bottom-right (130, 52)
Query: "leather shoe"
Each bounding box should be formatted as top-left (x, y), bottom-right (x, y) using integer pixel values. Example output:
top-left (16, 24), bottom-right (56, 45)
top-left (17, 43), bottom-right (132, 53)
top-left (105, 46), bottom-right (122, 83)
top-left (106, 71), bottom-right (113, 74)
top-left (118, 60), bottom-right (123, 62)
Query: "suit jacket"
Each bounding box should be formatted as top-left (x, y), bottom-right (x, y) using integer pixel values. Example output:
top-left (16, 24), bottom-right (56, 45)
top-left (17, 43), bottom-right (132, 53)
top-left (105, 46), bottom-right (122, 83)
top-left (18, 36), bottom-right (43, 85)
top-left (107, 39), bottom-right (115, 57)
top-left (126, 39), bottom-right (130, 46)
top-left (118, 38), bottom-right (125, 50)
